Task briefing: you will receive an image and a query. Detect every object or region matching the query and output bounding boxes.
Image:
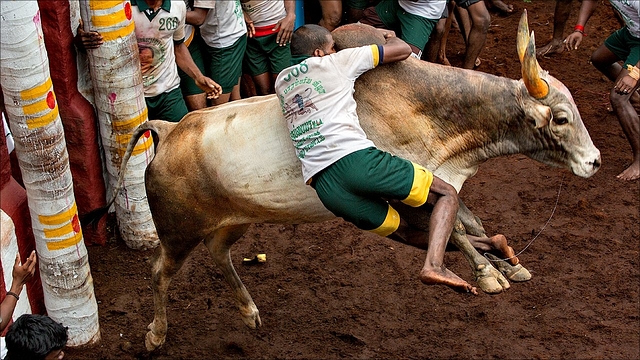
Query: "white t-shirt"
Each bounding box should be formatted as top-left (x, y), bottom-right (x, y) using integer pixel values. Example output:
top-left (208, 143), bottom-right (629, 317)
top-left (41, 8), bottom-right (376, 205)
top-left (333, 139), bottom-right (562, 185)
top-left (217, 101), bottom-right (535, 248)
top-left (131, 0), bottom-right (186, 97)
top-left (610, 0), bottom-right (640, 38)
top-left (275, 45), bottom-right (381, 183)
top-left (241, 0), bottom-right (287, 28)
top-left (398, 0), bottom-right (446, 20)
top-left (195, 0), bottom-right (247, 48)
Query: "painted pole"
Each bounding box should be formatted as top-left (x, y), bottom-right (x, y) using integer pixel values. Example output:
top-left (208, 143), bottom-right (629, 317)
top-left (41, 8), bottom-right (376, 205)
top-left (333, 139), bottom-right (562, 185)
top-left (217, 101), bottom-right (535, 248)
top-left (0, 1), bottom-right (100, 346)
top-left (79, 0), bottom-right (159, 250)
top-left (37, 0), bottom-right (108, 246)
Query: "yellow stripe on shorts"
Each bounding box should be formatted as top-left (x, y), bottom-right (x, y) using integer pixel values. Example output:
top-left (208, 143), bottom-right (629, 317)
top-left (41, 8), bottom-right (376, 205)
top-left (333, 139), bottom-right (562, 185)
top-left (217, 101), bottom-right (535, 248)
top-left (370, 205), bottom-right (400, 237)
top-left (402, 163), bottom-right (433, 207)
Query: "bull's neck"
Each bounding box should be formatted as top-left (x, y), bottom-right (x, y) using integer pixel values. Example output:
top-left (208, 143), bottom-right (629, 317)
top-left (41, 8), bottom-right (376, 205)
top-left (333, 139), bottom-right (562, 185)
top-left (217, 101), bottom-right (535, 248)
top-left (356, 59), bottom-right (527, 169)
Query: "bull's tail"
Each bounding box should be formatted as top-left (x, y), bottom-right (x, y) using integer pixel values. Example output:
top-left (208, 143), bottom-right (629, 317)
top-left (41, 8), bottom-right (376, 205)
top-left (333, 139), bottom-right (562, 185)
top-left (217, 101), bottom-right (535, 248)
top-left (80, 120), bottom-right (174, 226)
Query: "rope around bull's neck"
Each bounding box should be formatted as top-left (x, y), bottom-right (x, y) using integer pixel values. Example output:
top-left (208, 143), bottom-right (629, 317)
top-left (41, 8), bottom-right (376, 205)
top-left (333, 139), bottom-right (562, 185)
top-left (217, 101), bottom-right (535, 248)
top-left (484, 174), bottom-right (564, 263)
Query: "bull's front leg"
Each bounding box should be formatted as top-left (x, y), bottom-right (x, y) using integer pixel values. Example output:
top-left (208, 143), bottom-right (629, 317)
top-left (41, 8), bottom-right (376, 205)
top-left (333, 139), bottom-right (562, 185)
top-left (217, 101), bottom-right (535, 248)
top-left (456, 200), bottom-right (531, 283)
top-left (449, 219), bottom-right (510, 294)
top-left (204, 225), bottom-right (262, 329)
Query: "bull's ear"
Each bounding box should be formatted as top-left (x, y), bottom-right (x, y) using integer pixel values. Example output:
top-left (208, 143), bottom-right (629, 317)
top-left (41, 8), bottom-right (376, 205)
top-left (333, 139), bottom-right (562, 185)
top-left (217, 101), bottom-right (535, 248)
top-left (525, 102), bottom-right (552, 129)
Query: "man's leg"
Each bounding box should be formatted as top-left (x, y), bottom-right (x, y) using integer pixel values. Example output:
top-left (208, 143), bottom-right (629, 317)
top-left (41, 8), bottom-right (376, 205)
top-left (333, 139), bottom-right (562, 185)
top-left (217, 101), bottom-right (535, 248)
top-left (461, 0), bottom-right (490, 69)
top-left (184, 93), bottom-right (207, 111)
top-left (318, 0), bottom-right (342, 31)
top-left (536, 0), bottom-right (574, 57)
top-left (591, 44), bottom-right (640, 180)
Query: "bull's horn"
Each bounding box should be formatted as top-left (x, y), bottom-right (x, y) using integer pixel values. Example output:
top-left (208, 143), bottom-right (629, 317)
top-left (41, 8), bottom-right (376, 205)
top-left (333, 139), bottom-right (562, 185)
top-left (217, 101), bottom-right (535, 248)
top-left (517, 10), bottom-right (530, 62)
top-left (521, 31), bottom-right (549, 99)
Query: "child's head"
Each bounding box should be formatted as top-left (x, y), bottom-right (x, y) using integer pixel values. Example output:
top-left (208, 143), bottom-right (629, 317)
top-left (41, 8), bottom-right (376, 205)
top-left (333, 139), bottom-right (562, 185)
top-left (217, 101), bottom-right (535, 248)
top-left (291, 24), bottom-right (335, 57)
top-left (5, 314), bottom-right (68, 360)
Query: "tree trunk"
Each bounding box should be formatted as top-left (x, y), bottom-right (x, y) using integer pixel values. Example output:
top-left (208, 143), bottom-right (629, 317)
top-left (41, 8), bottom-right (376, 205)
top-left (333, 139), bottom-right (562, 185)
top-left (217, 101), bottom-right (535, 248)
top-left (79, 0), bottom-right (158, 249)
top-left (0, 1), bottom-right (99, 346)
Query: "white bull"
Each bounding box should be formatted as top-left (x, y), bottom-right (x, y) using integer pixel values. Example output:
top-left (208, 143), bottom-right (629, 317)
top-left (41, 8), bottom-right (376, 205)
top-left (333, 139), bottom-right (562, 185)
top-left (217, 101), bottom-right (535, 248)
top-left (107, 13), bottom-right (600, 350)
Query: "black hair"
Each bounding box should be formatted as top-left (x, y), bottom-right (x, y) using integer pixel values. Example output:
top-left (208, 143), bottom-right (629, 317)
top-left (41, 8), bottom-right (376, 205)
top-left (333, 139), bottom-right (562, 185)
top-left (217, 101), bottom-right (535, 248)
top-left (290, 24), bottom-right (331, 56)
top-left (5, 314), bottom-right (69, 360)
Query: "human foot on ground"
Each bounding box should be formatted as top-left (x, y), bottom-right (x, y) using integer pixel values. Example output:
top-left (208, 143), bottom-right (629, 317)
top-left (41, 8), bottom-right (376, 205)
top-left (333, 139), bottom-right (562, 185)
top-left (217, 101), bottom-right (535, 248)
top-left (420, 266), bottom-right (478, 295)
top-left (536, 38), bottom-right (564, 57)
top-left (616, 162), bottom-right (640, 181)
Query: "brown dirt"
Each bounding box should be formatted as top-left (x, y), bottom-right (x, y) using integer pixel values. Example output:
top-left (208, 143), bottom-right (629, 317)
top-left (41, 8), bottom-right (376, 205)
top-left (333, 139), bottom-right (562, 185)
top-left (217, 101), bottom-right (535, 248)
top-left (67, 2), bottom-right (639, 359)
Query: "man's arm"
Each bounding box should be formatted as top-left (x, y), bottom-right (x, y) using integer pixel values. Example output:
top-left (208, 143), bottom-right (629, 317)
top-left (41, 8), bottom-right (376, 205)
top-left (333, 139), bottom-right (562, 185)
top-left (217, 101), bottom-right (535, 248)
top-left (187, 7), bottom-right (208, 26)
top-left (379, 32), bottom-right (412, 64)
top-left (174, 42), bottom-right (222, 99)
top-left (274, 0), bottom-right (296, 46)
top-left (564, 0), bottom-right (597, 51)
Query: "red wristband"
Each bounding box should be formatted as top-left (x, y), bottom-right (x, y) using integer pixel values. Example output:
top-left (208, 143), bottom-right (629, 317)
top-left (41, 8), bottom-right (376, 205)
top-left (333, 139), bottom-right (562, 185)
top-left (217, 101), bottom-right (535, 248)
top-left (574, 24), bottom-right (586, 36)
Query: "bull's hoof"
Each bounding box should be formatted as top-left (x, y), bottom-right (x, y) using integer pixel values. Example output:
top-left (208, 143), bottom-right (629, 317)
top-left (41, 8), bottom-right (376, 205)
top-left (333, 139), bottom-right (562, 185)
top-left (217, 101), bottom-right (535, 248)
top-left (503, 264), bottom-right (532, 282)
top-left (240, 306), bottom-right (262, 329)
top-left (475, 263), bottom-right (510, 294)
top-left (145, 330), bottom-right (166, 351)
top-left (485, 253), bottom-right (532, 282)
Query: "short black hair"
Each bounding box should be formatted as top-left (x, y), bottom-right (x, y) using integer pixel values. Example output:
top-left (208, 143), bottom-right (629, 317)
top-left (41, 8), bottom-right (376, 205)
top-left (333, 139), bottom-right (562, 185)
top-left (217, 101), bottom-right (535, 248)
top-left (290, 24), bottom-right (331, 56)
top-left (5, 314), bottom-right (69, 360)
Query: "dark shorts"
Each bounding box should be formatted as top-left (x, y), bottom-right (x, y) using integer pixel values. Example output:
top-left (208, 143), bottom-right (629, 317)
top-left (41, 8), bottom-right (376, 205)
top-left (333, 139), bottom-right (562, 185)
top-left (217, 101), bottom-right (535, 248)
top-left (311, 147), bottom-right (433, 236)
top-left (178, 35), bottom-right (206, 96)
top-left (455, 0), bottom-right (481, 9)
top-left (604, 27), bottom-right (640, 68)
top-left (204, 35), bottom-right (247, 94)
top-left (368, 0), bottom-right (438, 52)
top-left (243, 33), bottom-right (291, 76)
top-left (145, 87), bottom-right (188, 123)
top-left (345, 0), bottom-right (371, 10)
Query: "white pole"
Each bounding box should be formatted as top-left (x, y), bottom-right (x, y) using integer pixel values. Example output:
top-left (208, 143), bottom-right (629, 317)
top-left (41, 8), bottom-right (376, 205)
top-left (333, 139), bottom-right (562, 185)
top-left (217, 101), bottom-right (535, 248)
top-left (0, 1), bottom-right (100, 346)
top-left (79, 0), bottom-right (159, 249)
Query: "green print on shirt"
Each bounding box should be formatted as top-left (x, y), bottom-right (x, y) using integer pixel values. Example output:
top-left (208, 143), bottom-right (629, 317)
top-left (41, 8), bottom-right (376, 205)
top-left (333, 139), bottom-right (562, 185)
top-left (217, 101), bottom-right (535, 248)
top-left (290, 118), bottom-right (324, 159)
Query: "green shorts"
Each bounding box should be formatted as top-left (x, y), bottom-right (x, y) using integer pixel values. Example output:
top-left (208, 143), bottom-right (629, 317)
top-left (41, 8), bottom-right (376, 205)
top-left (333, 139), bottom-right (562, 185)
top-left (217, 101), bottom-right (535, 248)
top-left (145, 87), bottom-right (188, 123)
top-left (204, 35), bottom-right (247, 94)
top-left (374, 0), bottom-right (438, 51)
top-left (243, 33), bottom-right (291, 76)
top-left (604, 27), bottom-right (640, 68)
top-left (311, 147), bottom-right (433, 236)
top-left (345, 0), bottom-right (371, 10)
top-left (178, 35), bottom-right (206, 96)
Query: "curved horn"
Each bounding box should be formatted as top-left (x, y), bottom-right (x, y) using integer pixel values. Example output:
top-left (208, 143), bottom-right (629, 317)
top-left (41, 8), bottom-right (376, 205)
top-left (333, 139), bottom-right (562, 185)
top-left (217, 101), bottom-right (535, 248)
top-left (521, 31), bottom-right (549, 99)
top-left (517, 10), bottom-right (530, 62)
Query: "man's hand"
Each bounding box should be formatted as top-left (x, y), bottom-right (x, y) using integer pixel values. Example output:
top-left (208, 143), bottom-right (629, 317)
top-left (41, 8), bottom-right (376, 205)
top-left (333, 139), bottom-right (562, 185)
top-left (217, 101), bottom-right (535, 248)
top-left (563, 31), bottom-right (583, 51)
top-left (11, 251), bottom-right (36, 291)
top-left (76, 20), bottom-right (104, 50)
top-left (245, 13), bottom-right (255, 38)
top-left (614, 74), bottom-right (638, 95)
top-left (274, 13), bottom-right (295, 46)
top-left (376, 28), bottom-right (396, 40)
top-left (196, 76), bottom-right (223, 100)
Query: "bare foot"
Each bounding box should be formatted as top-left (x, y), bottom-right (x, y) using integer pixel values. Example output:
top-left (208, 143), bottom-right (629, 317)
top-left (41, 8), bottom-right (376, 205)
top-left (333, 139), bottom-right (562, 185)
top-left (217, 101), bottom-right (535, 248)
top-left (420, 266), bottom-right (478, 295)
top-left (488, 0), bottom-right (514, 15)
top-left (616, 162), bottom-right (640, 181)
top-left (536, 39), bottom-right (564, 57)
top-left (488, 234), bottom-right (519, 265)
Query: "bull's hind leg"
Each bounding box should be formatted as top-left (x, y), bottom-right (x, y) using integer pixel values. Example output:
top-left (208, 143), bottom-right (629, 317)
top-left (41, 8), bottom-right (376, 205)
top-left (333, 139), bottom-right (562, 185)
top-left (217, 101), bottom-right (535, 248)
top-left (204, 224), bottom-right (262, 329)
top-left (146, 241), bottom-right (198, 351)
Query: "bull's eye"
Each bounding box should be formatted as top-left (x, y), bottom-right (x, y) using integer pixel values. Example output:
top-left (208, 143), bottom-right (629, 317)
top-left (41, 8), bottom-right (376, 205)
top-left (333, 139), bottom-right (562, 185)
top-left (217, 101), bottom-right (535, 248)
top-left (554, 117), bottom-right (568, 125)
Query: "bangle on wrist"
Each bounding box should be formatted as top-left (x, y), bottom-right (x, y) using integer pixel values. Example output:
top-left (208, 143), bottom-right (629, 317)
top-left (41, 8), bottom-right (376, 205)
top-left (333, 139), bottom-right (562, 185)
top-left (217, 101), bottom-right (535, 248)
top-left (574, 24), bottom-right (586, 36)
top-left (627, 64), bottom-right (640, 81)
top-left (6, 291), bottom-right (19, 300)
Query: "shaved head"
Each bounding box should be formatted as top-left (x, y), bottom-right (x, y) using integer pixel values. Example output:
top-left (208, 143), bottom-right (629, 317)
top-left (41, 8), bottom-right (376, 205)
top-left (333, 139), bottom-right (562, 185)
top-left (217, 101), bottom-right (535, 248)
top-left (291, 24), bottom-right (332, 56)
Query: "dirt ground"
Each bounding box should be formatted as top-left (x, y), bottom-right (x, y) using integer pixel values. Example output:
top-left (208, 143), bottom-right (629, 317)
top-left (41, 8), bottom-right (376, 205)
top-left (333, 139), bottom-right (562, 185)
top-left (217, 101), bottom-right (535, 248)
top-left (66, 1), bottom-right (639, 359)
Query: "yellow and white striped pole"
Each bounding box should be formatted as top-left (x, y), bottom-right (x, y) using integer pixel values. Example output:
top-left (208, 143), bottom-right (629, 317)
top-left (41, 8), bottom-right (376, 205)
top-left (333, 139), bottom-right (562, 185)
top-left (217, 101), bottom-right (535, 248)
top-left (80, 0), bottom-right (158, 249)
top-left (0, 1), bottom-right (99, 346)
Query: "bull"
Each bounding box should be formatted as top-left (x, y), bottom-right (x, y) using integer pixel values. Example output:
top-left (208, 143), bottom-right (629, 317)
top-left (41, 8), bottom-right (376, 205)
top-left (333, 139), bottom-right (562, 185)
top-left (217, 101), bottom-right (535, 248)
top-left (107, 13), bottom-right (600, 350)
